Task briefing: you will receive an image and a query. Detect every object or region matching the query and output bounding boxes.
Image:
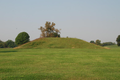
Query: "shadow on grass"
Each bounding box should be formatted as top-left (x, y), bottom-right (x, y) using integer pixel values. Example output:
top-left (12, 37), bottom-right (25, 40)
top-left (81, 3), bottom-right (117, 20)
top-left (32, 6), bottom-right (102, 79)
top-left (0, 68), bottom-right (14, 73)
top-left (0, 50), bottom-right (17, 53)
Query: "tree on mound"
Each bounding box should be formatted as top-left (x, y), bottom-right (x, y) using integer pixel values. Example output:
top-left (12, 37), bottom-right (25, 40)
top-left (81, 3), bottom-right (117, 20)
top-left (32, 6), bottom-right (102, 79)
top-left (116, 35), bottom-right (120, 46)
top-left (38, 22), bottom-right (61, 37)
top-left (90, 40), bottom-right (95, 44)
top-left (15, 32), bottom-right (30, 46)
top-left (95, 39), bottom-right (101, 46)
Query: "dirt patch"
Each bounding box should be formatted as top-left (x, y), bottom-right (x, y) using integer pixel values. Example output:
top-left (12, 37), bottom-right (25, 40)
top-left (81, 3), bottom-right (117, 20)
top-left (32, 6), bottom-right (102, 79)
top-left (104, 47), bottom-right (110, 49)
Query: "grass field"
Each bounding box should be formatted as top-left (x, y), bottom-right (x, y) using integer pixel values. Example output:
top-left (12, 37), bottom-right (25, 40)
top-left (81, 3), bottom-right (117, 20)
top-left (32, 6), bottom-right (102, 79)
top-left (0, 47), bottom-right (120, 80)
top-left (105, 45), bottom-right (119, 49)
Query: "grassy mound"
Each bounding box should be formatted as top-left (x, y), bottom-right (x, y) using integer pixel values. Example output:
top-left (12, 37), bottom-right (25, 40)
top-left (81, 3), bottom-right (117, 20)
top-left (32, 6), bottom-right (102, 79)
top-left (16, 38), bottom-right (104, 49)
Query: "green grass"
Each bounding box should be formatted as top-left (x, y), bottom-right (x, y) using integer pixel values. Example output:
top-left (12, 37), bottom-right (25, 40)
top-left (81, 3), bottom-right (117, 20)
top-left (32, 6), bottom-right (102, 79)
top-left (0, 47), bottom-right (120, 80)
top-left (105, 45), bottom-right (119, 49)
top-left (17, 38), bottom-right (104, 49)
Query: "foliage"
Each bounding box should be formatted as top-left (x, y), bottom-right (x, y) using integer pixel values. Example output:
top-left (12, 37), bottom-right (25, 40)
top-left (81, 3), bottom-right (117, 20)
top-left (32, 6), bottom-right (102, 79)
top-left (101, 42), bottom-right (116, 46)
top-left (0, 43), bottom-right (4, 48)
top-left (0, 40), bottom-right (17, 48)
top-left (15, 32), bottom-right (30, 46)
top-left (53, 33), bottom-right (60, 37)
top-left (95, 39), bottom-right (101, 45)
top-left (0, 40), bottom-right (6, 48)
top-left (90, 40), bottom-right (95, 44)
top-left (38, 22), bottom-right (61, 37)
top-left (116, 35), bottom-right (120, 46)
top-left (6, 40), bottom-right (17, 48)
top-left (0, 40), bottom-right (3, 43)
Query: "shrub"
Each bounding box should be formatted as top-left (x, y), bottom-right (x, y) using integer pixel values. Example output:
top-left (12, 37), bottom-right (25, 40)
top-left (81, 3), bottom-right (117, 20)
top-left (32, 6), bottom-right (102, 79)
top-left (0, 43), bottom-right (4, 48)
top-left (0, 43), bottom-right (7, 48)
top-left (15, 32), bottom-right (30, 46)
top-left (101, 42), bottom-right (115, 46)
top-left (90, 40), bottom-right (95, 44)
top-left (6, 40), bottom-right (17, 48)
top-left (95, 39), bottom-right (101, 45)
top-left (0, 40), bottom-right (7, 48)
top-left (53, 33), bottom-right (60, 37)
top-left (0, 40), bottom-right (3, 43)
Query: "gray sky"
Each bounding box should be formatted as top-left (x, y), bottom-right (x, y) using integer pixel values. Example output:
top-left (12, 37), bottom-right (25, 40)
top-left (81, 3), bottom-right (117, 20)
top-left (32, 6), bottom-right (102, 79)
top-left (0, 0), bottom-right (120, 42)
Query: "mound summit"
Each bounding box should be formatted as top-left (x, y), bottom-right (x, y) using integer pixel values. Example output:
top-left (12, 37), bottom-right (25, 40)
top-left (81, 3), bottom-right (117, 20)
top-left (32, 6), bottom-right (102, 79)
top-left (16, 38), bottom-right (104, 49)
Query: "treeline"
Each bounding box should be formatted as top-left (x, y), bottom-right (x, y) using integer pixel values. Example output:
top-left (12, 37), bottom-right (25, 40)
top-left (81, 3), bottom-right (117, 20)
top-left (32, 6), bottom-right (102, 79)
top-left (101, 42), bottom-right (116, 46)
top-left (0, 40), bottom-right (17, 48)
top-left (90, 40), bottom-right (116, 46)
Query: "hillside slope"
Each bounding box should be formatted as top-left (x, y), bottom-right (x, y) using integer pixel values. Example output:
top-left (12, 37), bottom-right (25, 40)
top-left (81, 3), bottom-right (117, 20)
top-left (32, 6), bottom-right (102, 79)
top-left (16, 38), bottom-right (104, 49)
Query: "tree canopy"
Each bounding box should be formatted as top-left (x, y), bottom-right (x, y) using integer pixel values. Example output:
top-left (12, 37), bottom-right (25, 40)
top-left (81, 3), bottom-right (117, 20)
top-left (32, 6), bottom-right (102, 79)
top-left (90, 40), bottom-right (95, 44)
top-left (0, 40), bottom-right (16, 48)
top-left (15, 32), bottom-right (30, 46)
top-left (95, 39), bottom-right (101, 46)
top-left (116, 35), bottom-right (120, 46)
top-left (38, 22), bottom-right (61, 37)
top-left (101, 42), bottom-right (115, 46)
top-left (6, 40), bottom-right (17, 48)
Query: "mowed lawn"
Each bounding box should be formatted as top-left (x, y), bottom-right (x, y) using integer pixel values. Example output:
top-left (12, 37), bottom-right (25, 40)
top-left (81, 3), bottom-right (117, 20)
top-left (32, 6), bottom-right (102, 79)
top-left (0, 48), bottom-right (120, 80)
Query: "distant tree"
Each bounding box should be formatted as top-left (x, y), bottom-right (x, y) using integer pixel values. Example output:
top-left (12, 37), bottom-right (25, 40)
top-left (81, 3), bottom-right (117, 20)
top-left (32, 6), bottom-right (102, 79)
top-left (38, 22), bottom-right (61, 37)
top-left (90, 40), bottom-right (95, 44)
top-left (116, 35), bottom-right (120, 46)
top-left (0, 41), bottom-right (4, 48)
top-left (95, 39), bottom-right (101, 45)
top-left (15, 32), bottom-right (30, 46)
top-left (0, 40), bottom-right (6, 48)
top-left (0, 43), bottom-right (4, 48)
top-left (6, 40), bottom-right (17, 48)
top-left (0, 40), bottom-right (3, 43)
top-left (101, 42), bottom-right (116, 46)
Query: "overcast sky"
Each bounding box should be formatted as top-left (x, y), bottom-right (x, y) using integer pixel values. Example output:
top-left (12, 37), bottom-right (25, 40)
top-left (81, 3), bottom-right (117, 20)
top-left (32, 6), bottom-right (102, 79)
top-left (0, 0), bottom-right (120, 42)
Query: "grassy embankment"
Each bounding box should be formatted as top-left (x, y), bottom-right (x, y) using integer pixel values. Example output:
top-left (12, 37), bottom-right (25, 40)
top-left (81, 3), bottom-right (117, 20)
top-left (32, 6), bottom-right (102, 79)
top-left (16, 38), bottom-right (104, 49)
